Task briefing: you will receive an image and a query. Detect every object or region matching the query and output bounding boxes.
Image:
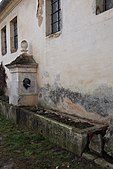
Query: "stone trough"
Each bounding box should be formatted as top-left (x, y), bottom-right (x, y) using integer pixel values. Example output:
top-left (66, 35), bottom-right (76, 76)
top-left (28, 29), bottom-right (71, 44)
top-left (0, 99), bottom-right (107, 156)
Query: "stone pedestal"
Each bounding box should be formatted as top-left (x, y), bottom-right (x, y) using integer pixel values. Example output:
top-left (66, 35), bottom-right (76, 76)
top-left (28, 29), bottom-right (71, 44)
top-left (6, 53), bottom-right (38, 106)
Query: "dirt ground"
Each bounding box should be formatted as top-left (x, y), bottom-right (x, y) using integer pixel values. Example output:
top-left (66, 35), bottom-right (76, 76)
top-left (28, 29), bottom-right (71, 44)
top-left (0, 114), bottom-right (101, 169)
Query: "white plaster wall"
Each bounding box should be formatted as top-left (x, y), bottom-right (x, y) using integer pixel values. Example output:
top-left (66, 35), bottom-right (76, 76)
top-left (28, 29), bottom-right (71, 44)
top-left (44, 0), bottom-right (113, 94)
top-left (0, 0), bottom-right (113, 96)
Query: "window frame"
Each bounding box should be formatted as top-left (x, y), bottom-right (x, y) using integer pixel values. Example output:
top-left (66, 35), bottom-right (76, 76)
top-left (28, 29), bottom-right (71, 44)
top-left (10, 16), bottom-right (18, 53)
top-left (46, 0), bottom-right (61, 36)
top-left (96, 0), bottom-right (113, 14)
top-left (51, 0), bottom-right (61, 34)
top-left (1, 26), bottom-right (7, 56)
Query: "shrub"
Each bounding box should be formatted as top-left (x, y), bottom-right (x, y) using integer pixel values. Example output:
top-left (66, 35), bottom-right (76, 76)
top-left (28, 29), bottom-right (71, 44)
top-left (0, 62), bottom-right (7, 96)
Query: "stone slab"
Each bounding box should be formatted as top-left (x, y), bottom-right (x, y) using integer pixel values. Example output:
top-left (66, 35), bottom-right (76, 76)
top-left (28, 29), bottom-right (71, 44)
top-left (94, 158), bottom-right (113, 169)
top-left (82, 152), bottom-right (97, 161)
top-left (104, 134), bottom-right (113, 158)
top-left (89, 134), bottom-right (103, 155)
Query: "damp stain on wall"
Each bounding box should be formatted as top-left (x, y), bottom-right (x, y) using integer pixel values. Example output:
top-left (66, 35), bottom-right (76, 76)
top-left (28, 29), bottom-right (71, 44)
top-left (39, 85), bottom-right (113, 117)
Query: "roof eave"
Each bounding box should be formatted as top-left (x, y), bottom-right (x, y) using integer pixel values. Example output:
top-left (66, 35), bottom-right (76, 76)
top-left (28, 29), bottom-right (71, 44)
top-left (0, 0), bottom-right (12, 13)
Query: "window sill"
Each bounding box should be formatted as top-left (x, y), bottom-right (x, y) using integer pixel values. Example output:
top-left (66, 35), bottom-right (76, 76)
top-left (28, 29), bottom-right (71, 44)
top-left (46, 31), bottom-right (62, 39)
top-left (96, 7), bottom-right (113, 15)
top-left (95, 7), bottom-right (113, 24)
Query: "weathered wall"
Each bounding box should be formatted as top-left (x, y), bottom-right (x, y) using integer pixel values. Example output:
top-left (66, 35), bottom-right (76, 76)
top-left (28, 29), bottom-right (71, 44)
top-left (0, 0), bottom-right (113, 122)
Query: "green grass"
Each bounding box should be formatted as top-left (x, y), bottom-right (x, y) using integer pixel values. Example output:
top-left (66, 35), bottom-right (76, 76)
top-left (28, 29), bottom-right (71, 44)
top-left (0, 114), bottom-right (100, 169)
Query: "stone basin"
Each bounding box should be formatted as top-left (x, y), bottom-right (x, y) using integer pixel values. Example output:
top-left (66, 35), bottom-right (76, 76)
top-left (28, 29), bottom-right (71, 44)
top-left (16, 108), bottom-right (106, 156)
top-left (0, 100), bottom-right (107, 156)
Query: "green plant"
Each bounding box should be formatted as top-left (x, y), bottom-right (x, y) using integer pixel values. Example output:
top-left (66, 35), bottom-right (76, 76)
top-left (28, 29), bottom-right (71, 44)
top-left (0, 62), bottom-right (7, 96)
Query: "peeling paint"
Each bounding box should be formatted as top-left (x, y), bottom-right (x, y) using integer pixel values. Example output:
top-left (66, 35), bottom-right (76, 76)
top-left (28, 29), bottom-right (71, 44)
top-left (37, 0), bottom-right (44, 27)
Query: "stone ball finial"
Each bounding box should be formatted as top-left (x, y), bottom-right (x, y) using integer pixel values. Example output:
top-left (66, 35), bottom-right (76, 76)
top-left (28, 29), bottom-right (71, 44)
top-left (21, 40), bottom-right (28, 53)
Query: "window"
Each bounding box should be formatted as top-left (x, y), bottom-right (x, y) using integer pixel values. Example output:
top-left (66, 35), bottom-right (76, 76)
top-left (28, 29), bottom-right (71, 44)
top-left (46, 0), bottom-right (61, 36)
top-left (51, 0), bottom-right (61, 34)
top-left (1, 26), bottom-right (7, 56)
top-left (10, 17), bottom-right (18, 53)
top-left (96, 0), bottom-right (113, 14)
top-left (105, 0), bottom-right (113, 10)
